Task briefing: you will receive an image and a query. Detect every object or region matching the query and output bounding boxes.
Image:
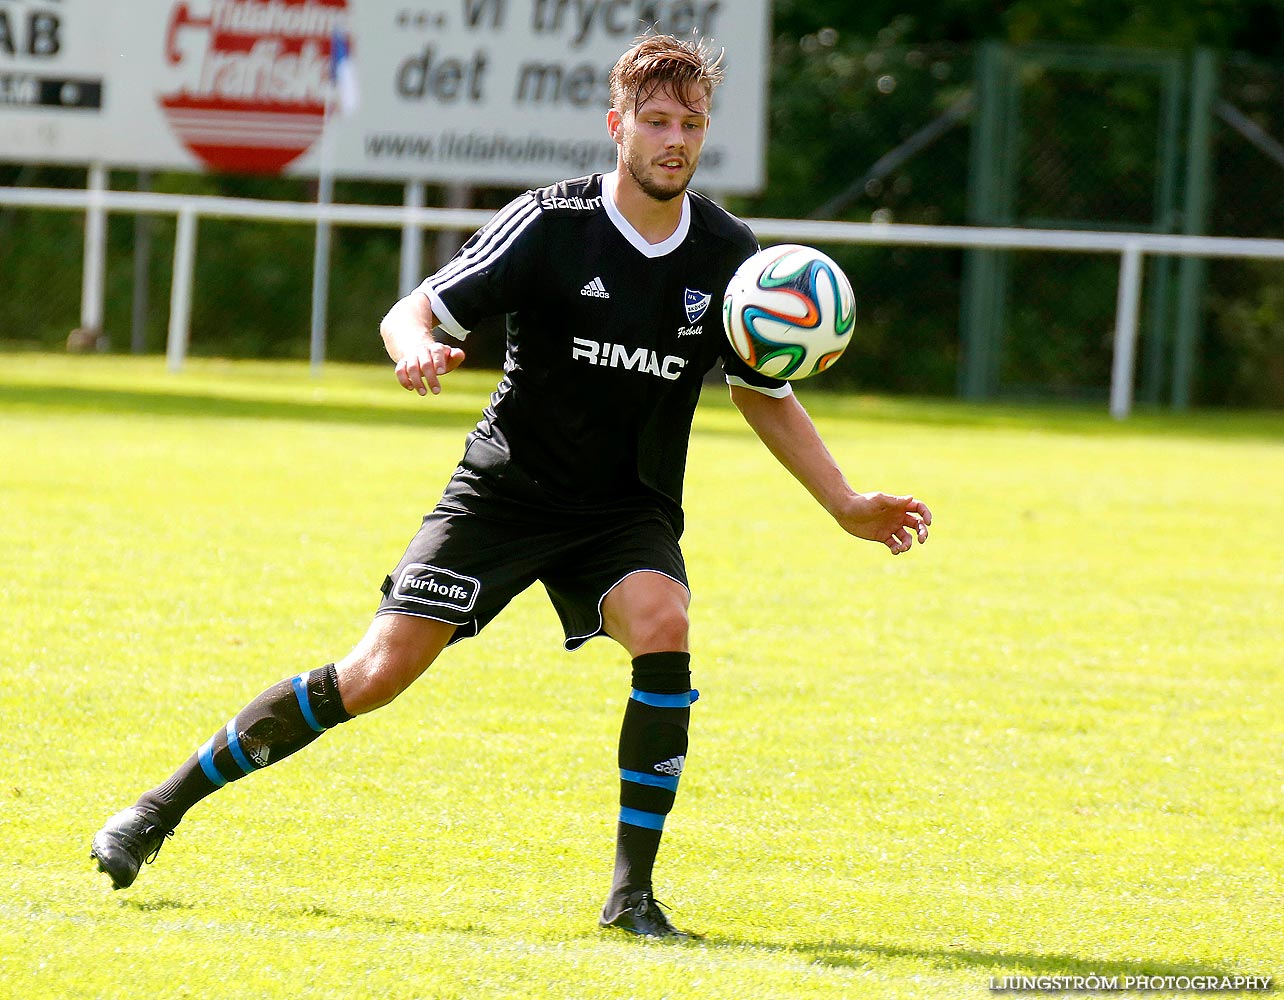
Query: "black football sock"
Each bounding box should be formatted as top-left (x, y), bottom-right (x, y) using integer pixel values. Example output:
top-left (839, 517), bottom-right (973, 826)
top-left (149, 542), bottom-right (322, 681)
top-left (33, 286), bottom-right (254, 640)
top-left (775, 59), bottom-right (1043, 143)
top-left (135, 663), bottom-right (352, 830)
top-left (607, 651), bottom-right (697, 913)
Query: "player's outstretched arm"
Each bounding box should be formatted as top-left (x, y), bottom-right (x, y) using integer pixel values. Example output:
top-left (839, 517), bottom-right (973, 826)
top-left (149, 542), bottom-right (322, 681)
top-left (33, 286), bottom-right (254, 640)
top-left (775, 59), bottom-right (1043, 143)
top-left (379, 290), bottom-right (466, 396)
top-left (729, 384), bottom-right (931, 555)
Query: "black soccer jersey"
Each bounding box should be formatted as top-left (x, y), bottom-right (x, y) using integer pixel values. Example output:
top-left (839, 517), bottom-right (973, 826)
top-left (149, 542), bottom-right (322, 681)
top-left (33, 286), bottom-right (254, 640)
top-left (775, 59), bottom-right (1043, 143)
top-left (419, 171), bottom-right (791, 520)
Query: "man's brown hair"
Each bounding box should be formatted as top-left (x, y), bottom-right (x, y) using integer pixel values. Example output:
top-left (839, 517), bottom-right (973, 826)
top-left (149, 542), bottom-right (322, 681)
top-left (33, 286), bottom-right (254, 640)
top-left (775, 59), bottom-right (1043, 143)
top-left (608, 34), bottom-right (725, 116)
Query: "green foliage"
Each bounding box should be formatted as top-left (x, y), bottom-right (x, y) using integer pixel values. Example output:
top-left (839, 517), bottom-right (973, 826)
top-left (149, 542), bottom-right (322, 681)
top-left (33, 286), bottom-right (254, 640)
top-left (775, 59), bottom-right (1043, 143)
top-left (1, 356), bottom-right (1282, 998)
top-left (188, 218), bottom-right (315, 359)
top-left (774, 0), bottom-right (1283, 57)
top-left (730, 22), bottom-right (972, 394)
top-left (0, 205), bottom-right (81, 345)
top-left (1206, 262), bottom-right (1284, 406)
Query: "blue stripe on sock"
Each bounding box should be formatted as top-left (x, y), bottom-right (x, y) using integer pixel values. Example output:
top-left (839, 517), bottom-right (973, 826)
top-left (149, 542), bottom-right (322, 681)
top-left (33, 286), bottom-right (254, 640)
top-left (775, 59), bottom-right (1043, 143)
top-left (629, 688), bottom-right (697, 708)
top-left (225, 720), bottom-right (255, 776)
top-left (620, 768), bottom-right (680, 792)
top-left (619, 806), bottom-right (667, 831)
top-left (292, 672), bottom-right (324, 733)
top-left (198, 736), bottom-right (228, 787)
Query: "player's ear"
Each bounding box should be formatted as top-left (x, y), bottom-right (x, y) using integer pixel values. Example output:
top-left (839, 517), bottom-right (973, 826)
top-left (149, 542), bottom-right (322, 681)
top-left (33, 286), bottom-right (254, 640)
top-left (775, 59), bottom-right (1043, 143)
top-left (607, 108), bottom-right (624, 145)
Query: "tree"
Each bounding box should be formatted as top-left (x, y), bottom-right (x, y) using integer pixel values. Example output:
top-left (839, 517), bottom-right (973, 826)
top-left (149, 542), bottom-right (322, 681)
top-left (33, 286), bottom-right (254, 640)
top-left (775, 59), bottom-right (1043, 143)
top-left (773, 0), bottom-right (1284, 58)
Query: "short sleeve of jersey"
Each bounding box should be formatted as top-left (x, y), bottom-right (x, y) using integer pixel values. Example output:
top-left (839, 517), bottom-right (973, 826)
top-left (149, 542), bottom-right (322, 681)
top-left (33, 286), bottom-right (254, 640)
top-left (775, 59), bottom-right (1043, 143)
top-left (717, 231), bottom-right (793, 399)
top-left (723, 348), bottom-right (793, 398)
top-left (416, 192), bottom-right (542, 339)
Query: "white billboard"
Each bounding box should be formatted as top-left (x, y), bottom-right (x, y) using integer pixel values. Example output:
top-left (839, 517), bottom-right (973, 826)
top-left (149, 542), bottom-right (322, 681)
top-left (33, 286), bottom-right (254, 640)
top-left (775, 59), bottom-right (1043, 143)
top-left (0, 0), bottom-right (770, 191)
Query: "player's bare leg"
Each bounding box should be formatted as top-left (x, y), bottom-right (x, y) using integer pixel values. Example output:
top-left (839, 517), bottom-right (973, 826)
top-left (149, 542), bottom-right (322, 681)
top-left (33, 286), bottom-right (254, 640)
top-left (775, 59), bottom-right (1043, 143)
top-left (335, 613), bottom-right (457, 714)
top-left (91, 614), bottom-right (455, 889)
top-left (598, 572), bottom-right (700, 939)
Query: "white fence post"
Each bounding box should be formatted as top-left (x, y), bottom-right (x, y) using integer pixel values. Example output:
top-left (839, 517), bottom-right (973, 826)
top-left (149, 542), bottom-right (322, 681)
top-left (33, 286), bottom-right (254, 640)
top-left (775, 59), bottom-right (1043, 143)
top-left (166, 207), bottom-right (198, 373)
top-left (399, 180), bottom-right (425, 297)
top-left (310, 171), bottom-right (334, 376)
top-left (1110, 242), bottom-right (1145, 420)
top-left (131, 171), bottom-right (154, 354)
top-left (79, 163), bottom-right (108, 340)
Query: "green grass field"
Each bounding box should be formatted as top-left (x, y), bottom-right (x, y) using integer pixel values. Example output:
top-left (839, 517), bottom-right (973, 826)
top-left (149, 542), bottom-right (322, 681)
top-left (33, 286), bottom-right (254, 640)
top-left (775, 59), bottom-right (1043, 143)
top-left (1, 354), bottom-right (1281, 999)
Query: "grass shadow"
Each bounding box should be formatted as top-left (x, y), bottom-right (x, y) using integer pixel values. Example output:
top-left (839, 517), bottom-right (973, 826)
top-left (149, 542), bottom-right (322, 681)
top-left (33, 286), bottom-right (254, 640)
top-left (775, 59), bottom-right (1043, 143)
top-left (0, 383), bottom-right (481, 432)
top-left (283, 904), bottom-right (498, 939)
top-left (780, 390), bottom-right (1284, 444)
top-left (3, 366), bottom-right (1280, 445)
top-left (702, 934), bottom-right (1251, 984)
top-left (116, 897), bottom-right (199, 913)
top-left (0, 375), bottom-right (763, 443)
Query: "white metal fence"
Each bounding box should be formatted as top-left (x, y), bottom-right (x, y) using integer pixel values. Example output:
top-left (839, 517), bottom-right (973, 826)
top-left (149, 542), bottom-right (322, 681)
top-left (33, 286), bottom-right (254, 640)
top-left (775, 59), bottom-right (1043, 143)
top-left (4, 181), bottom-right (1284, 418)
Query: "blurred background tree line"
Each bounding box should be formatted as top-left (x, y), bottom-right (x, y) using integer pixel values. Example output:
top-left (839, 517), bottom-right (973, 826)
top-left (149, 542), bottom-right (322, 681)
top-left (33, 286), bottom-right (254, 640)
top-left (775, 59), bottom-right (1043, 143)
top-left (2, 0), bottom-right (1283, 406)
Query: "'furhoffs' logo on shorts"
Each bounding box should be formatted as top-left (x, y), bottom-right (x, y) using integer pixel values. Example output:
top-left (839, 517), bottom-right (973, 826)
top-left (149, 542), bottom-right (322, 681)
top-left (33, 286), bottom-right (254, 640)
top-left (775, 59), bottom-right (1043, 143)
top-left (393, 564), bottom-right (480, 612)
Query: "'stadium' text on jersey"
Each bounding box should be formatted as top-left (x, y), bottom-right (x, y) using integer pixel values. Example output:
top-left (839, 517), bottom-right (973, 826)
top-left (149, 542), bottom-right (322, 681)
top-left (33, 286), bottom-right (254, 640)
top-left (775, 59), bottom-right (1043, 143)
top-left (418, 171), bottom-right (789, 530)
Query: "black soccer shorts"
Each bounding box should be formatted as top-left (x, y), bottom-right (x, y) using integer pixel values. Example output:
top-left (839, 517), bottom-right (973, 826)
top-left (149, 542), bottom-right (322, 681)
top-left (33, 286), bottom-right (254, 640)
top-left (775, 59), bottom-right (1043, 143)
top-left (377, 495), bottom-right (688, 650)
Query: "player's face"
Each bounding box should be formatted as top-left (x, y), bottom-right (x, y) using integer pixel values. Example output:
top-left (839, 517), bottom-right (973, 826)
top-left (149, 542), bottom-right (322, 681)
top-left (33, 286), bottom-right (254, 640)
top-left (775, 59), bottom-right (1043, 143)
top-left (615, 85), bottom-right (709, 202)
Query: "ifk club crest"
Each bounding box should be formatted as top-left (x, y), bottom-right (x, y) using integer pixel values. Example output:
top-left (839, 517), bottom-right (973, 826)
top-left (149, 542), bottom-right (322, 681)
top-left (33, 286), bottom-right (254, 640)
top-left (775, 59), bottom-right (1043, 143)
top-left (684, 288), bottom-right (711, 324)
top-left (158, 0), bottom-right (349, 174)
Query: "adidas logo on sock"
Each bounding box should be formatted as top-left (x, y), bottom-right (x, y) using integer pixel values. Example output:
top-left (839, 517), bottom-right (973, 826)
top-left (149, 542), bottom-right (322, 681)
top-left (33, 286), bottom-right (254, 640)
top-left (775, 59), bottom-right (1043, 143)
top-left (580, 276), bottom-right (610, 298)
top-left (653, 755), bottom-right (685, 776)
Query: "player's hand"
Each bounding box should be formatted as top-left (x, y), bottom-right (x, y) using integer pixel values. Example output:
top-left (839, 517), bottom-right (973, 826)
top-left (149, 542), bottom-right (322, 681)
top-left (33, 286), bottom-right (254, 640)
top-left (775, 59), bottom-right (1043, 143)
top-left (835, 492), bottom-right (932, 555)
top-left (394, 339), bottom-right (466, 396)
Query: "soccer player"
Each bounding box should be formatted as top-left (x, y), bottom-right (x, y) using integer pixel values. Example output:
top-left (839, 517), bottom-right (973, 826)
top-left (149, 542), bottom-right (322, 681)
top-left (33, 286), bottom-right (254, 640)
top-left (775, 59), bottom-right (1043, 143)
top-left (90, 34), bottom-right (931, 939)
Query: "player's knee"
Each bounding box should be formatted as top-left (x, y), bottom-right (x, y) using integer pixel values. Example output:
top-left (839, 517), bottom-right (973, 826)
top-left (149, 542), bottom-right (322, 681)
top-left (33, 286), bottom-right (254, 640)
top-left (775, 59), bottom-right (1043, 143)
top-left (336, 615), bottom-right (453, 714)
top-left (629, 599), bottom-right (690, 654)
top-left (335, 642), bottom-right (430, 715)
top-left (337, 650), bottom-right (415, 714)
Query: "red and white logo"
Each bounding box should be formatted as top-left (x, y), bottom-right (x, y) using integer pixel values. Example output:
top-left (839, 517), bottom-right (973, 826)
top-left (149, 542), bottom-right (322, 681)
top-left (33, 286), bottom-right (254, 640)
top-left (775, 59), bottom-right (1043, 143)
top-left (158, 0), bottom-right (349, 174)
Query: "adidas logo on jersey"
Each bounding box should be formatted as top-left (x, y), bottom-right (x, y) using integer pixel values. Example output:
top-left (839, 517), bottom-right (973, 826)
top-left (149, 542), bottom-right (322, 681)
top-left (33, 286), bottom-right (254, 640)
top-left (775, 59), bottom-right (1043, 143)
top-left (580, 276), bottom-right (610, 298)
top-left (654, 756), bottom-right (685, 777)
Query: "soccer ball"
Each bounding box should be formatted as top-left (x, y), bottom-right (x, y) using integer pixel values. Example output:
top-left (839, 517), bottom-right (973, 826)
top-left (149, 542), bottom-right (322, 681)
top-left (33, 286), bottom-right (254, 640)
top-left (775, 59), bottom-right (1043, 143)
top-left (722, 244), bottom-right (856, 380)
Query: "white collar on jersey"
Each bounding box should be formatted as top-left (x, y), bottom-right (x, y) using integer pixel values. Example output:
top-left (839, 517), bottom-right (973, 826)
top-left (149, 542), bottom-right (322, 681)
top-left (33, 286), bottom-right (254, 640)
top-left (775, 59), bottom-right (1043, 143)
top-left (601, 169), bottom-right (691, 259)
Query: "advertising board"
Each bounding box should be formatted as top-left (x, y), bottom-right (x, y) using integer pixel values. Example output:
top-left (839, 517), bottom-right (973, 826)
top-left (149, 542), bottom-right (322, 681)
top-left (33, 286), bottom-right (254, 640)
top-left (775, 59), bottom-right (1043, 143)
top-left (0, 0), bottom-right (769, 191)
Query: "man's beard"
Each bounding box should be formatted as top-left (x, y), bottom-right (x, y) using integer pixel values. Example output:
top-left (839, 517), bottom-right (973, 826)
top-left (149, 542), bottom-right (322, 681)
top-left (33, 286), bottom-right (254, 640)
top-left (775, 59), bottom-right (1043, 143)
top-left (622, 145), bottom-right (698, 202)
